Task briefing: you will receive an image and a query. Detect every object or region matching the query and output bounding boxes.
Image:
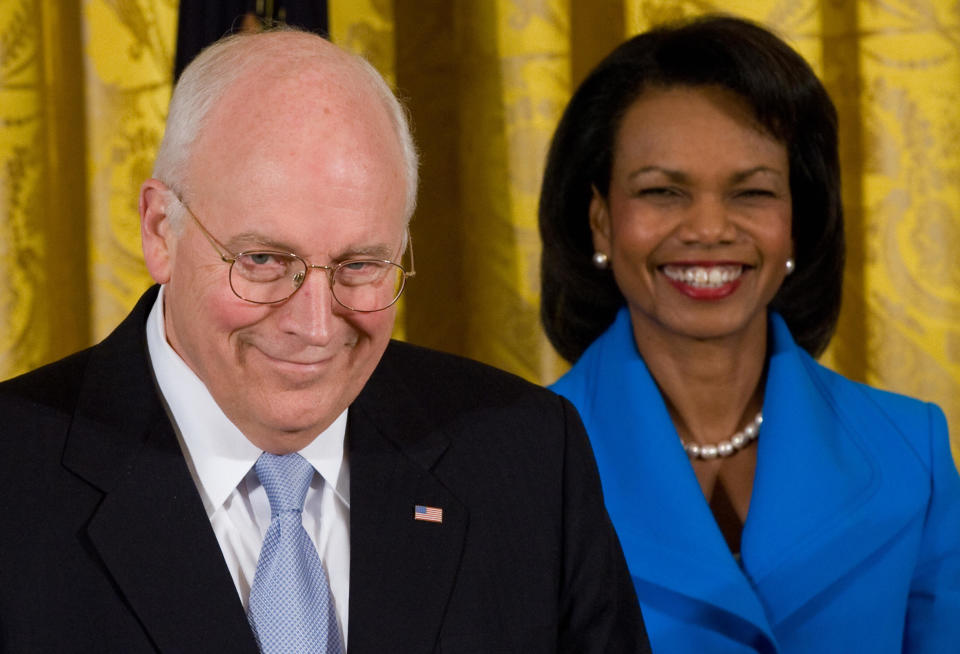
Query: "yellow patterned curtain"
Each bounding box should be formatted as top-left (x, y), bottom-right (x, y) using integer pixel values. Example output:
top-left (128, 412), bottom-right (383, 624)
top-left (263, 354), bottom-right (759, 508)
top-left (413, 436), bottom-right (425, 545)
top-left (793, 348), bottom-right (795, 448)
top-left (2, 0), bottom-right (959, 461)
top-left (0, 0), bottom-right (174, 373)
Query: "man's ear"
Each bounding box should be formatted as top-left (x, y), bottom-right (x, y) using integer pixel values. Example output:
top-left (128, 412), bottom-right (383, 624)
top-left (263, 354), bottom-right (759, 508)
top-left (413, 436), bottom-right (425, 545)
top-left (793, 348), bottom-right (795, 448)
top-left (140, 179), bottom-right (177, 284)
top-left (588, 185), bottom-right (612, 256)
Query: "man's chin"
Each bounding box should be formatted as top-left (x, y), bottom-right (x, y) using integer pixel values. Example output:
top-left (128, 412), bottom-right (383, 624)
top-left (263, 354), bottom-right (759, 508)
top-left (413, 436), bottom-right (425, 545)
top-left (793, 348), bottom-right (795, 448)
top-left (242, 414), bottom-right (339, 453)
top-left (264, 402), bottom-right (341, 434)
top-left (219, 387), bottom-right (342, 447)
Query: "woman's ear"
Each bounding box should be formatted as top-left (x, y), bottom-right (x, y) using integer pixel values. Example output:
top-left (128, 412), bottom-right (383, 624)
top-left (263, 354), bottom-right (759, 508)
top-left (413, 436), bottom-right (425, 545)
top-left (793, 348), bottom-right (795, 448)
top-left (589, 185), bottom-right (612, 256)
top-left (139, 179), bottom-right (177, 284)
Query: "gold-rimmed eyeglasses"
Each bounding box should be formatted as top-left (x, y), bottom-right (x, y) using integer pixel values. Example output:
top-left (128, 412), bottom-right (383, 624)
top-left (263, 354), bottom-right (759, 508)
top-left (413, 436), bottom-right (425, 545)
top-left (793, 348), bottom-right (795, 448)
top-left (173, 194), bottom-right (415, 312)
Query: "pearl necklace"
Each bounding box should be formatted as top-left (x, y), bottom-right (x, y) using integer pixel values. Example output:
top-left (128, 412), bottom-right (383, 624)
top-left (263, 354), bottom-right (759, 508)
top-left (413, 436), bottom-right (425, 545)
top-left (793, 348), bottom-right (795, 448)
top-left (682, 411), bottom-right (763, 460)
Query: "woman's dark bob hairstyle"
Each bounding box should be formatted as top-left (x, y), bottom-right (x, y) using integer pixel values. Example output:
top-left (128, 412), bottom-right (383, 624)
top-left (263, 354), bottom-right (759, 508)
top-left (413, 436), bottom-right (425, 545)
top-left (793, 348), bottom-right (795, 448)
top-left (539, 14), bottom-right (844, 363)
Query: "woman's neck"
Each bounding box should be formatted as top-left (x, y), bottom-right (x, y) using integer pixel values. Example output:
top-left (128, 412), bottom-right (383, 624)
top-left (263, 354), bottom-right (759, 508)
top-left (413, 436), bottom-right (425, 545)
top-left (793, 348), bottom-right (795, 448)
top-left (631, 314), bottom-right (768, 445)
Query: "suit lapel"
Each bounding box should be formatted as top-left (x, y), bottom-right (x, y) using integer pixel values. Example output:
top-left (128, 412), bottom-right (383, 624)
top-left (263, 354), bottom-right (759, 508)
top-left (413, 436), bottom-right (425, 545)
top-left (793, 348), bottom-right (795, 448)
top-left (575, 312), bottom-right (776, 649)
top-left (742, 315), bottom-right (927, 626)
top-left (61, 288), bottom-right (259, 654)
top-left (579, 311), bottom-right (928, 645)
top-left (346, 343), bottom-right (467, 653)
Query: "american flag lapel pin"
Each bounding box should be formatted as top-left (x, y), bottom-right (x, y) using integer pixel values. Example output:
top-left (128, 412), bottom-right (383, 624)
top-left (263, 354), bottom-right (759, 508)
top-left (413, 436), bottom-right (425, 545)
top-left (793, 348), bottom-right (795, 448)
top-left (414, 504), bottom-right (443, 523)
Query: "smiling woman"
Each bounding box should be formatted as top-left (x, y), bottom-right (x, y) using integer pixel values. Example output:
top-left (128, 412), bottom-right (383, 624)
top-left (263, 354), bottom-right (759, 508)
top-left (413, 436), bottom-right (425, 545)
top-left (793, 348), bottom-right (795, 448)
top-left (589, 84), bottom-right (793, 349)
top-left (540, 14), bottom-right (960, 654)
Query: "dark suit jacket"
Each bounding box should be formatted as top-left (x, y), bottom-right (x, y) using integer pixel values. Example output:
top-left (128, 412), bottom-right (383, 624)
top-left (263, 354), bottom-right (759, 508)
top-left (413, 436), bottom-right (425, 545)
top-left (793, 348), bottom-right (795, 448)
top-left (0, 287), bottom-right (647, 653)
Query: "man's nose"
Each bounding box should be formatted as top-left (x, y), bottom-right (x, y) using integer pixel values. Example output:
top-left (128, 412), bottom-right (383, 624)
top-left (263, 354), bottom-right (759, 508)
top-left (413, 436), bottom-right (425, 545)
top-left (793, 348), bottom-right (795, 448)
top-left (276, 268), bottom-right (340, 344)
top-left (678, 196), bottom-right (737, 244)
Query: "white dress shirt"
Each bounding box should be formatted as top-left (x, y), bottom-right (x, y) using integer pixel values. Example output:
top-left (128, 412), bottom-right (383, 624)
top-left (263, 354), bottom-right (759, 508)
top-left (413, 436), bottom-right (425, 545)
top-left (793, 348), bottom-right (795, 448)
top-left (145, 287), bottom-right (351, 645)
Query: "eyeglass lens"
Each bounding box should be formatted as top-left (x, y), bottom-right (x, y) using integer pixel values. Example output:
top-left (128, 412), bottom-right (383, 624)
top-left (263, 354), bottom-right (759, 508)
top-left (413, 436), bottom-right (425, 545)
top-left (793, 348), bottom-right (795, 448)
top-left (228, 252), bottom-right (404, 310)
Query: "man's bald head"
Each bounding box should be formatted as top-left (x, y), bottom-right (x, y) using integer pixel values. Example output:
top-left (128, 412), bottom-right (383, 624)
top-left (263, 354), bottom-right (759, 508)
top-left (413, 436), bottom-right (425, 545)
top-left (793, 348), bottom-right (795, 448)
top-left (152, 29), bottom-right (418, 227)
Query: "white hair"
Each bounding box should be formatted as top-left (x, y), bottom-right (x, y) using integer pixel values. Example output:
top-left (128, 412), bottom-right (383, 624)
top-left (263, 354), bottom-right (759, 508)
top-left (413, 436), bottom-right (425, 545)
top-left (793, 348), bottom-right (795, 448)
top-left (152, 28), bottom-right (419, 226)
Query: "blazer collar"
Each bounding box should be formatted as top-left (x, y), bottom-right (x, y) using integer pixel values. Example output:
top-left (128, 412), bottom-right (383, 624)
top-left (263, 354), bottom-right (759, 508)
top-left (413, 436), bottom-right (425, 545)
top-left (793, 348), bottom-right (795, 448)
top-left (61, 286), bottom-right (259, 653)
top-left (742, 314), bottom-right (926, 624)
top-left (563, 309), bottom-right (927, 640)
top-left (345, 341), bottom-right (467, 653)
top-left (563, 308), bottom-right (776, 647)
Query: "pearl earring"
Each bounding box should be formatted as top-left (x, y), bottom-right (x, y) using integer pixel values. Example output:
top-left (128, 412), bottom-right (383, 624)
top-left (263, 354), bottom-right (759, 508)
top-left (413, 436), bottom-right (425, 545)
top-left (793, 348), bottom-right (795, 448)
top-left (592, 252), bottom-right (609, 269)
top-left (785, 258), bottom-right (795, 274)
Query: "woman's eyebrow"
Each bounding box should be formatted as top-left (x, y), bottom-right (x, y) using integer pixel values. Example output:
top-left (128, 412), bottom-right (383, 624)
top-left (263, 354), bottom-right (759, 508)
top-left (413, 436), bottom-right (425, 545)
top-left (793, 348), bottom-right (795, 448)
top-left (730, 166), bottom-right (785, 184)
top-left (627, 166), bottom-right (688, 183)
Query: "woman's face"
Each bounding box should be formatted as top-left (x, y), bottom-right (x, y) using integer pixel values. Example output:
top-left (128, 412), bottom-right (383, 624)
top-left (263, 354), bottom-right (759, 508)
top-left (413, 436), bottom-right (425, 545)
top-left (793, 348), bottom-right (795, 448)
top-left (591, 85), bottom-right (793, 347)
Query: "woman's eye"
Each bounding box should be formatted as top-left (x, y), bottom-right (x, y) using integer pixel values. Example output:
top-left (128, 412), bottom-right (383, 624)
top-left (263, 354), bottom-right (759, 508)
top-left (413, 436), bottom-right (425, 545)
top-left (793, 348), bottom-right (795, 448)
top-left (635, 187), bottom-right (679, 198)
top-left (736, 188), bottom-right (777, 198)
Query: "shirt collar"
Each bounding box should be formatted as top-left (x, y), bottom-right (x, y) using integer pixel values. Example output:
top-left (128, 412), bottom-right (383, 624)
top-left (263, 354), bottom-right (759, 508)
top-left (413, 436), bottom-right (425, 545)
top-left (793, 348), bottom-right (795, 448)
top-left (145, 286), bottom-right (350, 517)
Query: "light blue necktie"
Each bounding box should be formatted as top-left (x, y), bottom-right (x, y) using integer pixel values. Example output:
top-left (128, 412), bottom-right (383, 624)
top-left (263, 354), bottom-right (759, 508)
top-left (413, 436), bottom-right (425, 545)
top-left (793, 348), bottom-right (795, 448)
top-left (248, 452), bottom-right (344, 654)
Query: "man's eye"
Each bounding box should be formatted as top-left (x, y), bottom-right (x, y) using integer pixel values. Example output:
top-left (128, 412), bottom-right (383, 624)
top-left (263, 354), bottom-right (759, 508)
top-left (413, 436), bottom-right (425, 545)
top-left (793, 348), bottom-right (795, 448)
top-left (249, 253), bottom-right (277, 265)
top-left (235, 252), bottom-right (292, 282)
top-left (337, 260), bottom-right (391, 286)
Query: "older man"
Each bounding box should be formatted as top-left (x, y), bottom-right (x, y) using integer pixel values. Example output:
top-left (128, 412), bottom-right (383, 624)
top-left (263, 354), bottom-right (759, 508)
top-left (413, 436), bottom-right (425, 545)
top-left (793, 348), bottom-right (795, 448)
top-left (0, 29), bottom-right (647, 654)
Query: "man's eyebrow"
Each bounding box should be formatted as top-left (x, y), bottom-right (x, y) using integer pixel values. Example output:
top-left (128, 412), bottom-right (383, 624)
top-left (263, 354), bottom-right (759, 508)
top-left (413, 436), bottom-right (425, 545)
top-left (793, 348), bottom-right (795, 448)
top-left (224, 232), bottom-right (296, 252)
top-left (225, 232), bottom-right (397, 260)
top-left (337, 243), bottom-right (396, 260)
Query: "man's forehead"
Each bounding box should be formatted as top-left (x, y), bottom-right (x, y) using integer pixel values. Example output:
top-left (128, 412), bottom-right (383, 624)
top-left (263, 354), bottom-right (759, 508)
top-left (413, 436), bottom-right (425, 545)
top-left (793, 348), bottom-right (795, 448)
top-left (210, 58), bottom-right (381, 135)
top-left (187, 83), bottom-right (405, 214)
top-left (195, 173), bottom-right (408, 258)
top-left (190, 64), bottom-right (401, 182)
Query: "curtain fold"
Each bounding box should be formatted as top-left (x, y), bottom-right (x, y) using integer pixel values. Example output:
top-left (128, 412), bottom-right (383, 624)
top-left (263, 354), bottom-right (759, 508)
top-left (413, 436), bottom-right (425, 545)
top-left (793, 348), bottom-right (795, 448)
top-left (82, 0), bottom-right (177, 339)
top-left (1, 0), bottom-right (89, 374)
top-left (2, 0), bottom-right (959, 462)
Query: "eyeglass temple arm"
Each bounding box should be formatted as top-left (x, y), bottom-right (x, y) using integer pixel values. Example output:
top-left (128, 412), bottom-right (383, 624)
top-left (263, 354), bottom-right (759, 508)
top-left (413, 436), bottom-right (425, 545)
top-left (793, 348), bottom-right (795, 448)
top-left (197, 219), bottom-right (235, 263)
top-left (405, 231), bottom-right (416, 278)
top-left (174, 192), bottom-right (236, 263)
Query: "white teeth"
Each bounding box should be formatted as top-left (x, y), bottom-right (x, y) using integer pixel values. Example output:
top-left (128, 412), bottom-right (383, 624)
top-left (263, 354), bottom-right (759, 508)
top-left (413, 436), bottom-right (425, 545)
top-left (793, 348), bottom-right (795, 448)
top-left (663, 265), bottom-right (742, 289)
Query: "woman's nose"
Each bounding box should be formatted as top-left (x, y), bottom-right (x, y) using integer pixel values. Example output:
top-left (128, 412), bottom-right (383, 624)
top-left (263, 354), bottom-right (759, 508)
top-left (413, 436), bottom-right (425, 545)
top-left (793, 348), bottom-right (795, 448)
top-left (678, 196), bottom-right (737, 244)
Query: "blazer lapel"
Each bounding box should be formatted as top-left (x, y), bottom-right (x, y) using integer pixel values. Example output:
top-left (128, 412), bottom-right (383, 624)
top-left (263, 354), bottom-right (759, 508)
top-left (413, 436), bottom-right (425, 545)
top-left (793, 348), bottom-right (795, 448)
top-left (346, 343), bottom-right (468, 654)
top-left (742, 314), bottom-right (927, 626)
top-left (61, 288), bottom-right (258, 654)
top-left (572, 310), bottom-right (777, 650)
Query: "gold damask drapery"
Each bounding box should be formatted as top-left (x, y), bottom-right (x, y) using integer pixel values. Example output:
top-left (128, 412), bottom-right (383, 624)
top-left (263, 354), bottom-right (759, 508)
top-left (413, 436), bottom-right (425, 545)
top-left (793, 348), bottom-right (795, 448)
top-left (2, 0), bottom-right (959, 461)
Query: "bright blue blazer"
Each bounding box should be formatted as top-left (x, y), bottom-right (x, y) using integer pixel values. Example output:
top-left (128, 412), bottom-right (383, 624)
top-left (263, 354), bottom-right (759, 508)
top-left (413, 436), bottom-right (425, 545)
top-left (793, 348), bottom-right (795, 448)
top-left (551, 308), bottom-right (960, 653)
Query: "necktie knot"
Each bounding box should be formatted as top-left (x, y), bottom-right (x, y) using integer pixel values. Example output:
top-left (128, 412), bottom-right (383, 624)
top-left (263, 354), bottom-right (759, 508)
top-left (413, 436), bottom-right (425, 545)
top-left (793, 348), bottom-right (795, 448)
top-left (255, 452), bottom-right (314, 517)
